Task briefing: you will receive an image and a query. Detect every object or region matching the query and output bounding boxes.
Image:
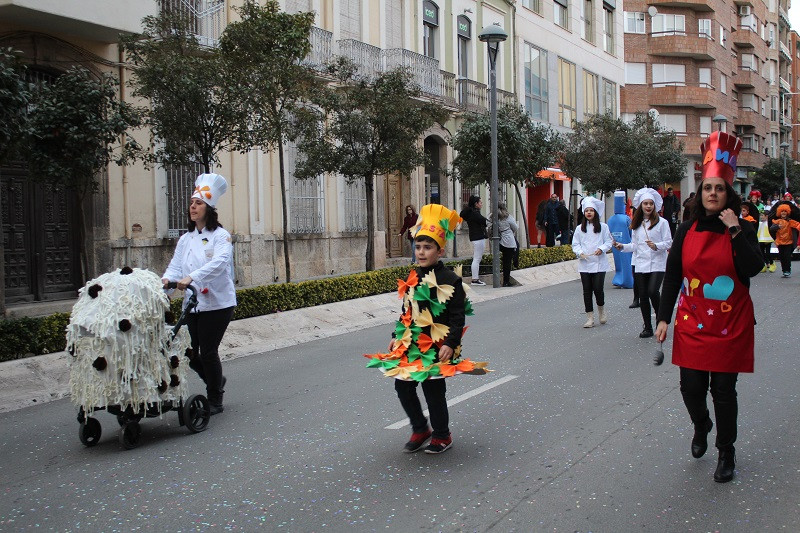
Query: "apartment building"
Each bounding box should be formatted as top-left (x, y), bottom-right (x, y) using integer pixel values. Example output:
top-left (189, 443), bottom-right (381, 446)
top-left (621, 0), bottom-right (774, 200)
top-left (792, 29), bottom-right (800, 160)
top-left (515, 0), bottom-right (625, 233)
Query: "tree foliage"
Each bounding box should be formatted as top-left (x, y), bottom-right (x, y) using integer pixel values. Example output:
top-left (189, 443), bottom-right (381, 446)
top-left (753, 157), bottom-right (800, 196)
top-left (561, 112), bottom-right (687, 195)
top-left (295, 59), bottom-right (447, 271)
top-left (25, 67), bottom-right (142, 280)
top-left (220, 0), bottom-right (316, 282)
top-left (0, 47), bottom-right (31, 164)
top-left (120, 11), bottom-right (239, 173)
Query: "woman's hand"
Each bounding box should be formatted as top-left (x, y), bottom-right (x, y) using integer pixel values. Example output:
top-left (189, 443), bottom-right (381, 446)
top-left (613, 241), bottom-right (624, 251)
top-left (579, 253), bottom-right (588, 260)
top-left (176, 276), bottom-right (193, 290)
top-left (593, 249), bottom-right (603, 256)
top-left (655, 320), bottom-right (669, 342)
top-left (162, 278), bottom-right (170, 289)
top-left (646, 239), bottom-right (657, 250)
top-left (719, 208), bottom-right (739, 228)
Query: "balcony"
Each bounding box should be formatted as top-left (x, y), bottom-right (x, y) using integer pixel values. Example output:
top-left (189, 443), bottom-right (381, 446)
top-left (647, 33), bottom-right (716, 60)
top-left (302, 26), bottom-right (333, 72)
top-left (0, 0), bottom-right (157, 42)
top-left (383, 48), bottom-right (442, 97)
top-left (160, 0), bottom-right (226, 48)
top-left (732, 26), bottom-right (761, 48)
top-left (732, 67), bottom-right (764, 89)
top-left (439, 71), bottom-right (457, 108)
top-left (735, 107), bottom-right (766, 128)
top-left (495, 89), bottom-right (518, 108)
top-left (457, 78), bottom-right (487, 113)
top-left (649, 83), bottom-right (718, 109)
top-left (780, 76), bottom-right (791, 92)
top-left (737, 149), bottom-right (768, 168)
top-left (648, 0), bottom-right (715, 11)
top-left (779, 41), bottom-right (793, 62)
top-left (337, 39), bottom-right (382, 81)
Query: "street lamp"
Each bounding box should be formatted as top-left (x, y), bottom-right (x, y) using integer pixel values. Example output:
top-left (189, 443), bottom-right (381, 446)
top-left (712, 114), bottom-right (728, 132)
top-left (478, 23), bottom-right (508, 288)
top-left (781, 141), bottom-right (790, 194)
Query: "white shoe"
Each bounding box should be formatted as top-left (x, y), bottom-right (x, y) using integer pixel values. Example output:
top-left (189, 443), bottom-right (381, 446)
top-left (598, 306), bottom-right (607, 324)
top-left (583, 312), bottom-right (595, 328)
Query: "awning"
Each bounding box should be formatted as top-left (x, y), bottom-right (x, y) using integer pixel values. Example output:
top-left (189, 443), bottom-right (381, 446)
top-left (537, 167), bottom-right (571, 181)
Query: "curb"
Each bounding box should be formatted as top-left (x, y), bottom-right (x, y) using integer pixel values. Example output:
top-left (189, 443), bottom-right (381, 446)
top-left (0, 260), bottom-right (584, 414)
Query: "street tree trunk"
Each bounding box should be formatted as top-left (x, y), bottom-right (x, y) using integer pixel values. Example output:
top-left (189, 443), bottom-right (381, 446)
top-left (278, 144), bottom-right (291, 282)
top-left (514, 183), bottom-right (530, 247)
top-left (365, 175), bottom-right (375, 271)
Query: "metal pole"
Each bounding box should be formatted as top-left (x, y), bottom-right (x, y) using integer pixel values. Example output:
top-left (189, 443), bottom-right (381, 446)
top-left (783, 150), bottom-right (788, 195)
top-left (489, 45), bottom-right (501, 288)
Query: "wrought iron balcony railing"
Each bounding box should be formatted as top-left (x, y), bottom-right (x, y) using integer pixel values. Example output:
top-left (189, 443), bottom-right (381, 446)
top-left (159, 0), bottom-right (225, 48)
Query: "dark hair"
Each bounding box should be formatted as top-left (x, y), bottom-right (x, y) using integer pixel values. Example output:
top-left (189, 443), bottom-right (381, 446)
top-left (688, 181), bottom-right (741, 221)
top-left (630, 205), bottom-right (661, 230)
top-left (580, 212), bottom-right (601, 233)
top-left (468, 195), bottom-right (481, 208)
top-left (414, 234), bottom-right (440, 249)
top-left (187, 203), bottom-right (222, 232)
top-left (405, 204), bottom-right (416, 215)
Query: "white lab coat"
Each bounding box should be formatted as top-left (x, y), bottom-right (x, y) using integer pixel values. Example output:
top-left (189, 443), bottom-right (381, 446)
top-left (572, 222), bottom-right (613, 273)
top-left (619, 218), bottom-right (672, 273)
top-left (163, 226), bottom-right (237, 312)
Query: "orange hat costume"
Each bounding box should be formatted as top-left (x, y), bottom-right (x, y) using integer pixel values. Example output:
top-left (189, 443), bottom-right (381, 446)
top-left (700, 131), bottom-right (742, 185)
top-left (413, 204), bottom-right (462, 248)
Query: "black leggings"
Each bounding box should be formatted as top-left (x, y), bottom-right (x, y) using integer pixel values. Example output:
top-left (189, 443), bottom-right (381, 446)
top-left (500, 244), bottom-right (515, 285)
top-left (777, 244), bottom-right (793, 273)
top-left (395, 378), bottom-right (449, 439)
top-left (635, 271), bottom-right (664, 330)
top-left (680, 368), bottom-right (738, 451)
top-left (759, 243), bottom-right (773, 265)
top-left (185, 306), bottom-right (235, 404)
top-left (580, 272), bottom-right (605, 312)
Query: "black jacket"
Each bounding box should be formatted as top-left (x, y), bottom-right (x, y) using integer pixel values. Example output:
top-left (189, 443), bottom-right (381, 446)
top-left (460, 206), bottom-right (488, 242)
top-left (657, 215), bottom-right (764, 324)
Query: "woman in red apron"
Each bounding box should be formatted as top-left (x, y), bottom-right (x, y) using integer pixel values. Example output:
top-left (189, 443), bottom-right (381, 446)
top-left (655, 132), bottom-right (764, 483)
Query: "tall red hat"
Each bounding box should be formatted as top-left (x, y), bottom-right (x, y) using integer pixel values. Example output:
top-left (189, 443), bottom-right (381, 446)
top-left (700, 131), bottom-right (742, 185)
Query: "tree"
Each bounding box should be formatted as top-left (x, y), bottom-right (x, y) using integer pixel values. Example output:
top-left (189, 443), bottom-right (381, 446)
top-left (450, 104), bottom-right (563, 245)
top-left (753, 157), bottom-right (800, 196)
top-left (25, 67), bottom-right (142, 281)
top-left (295, 59), bottom-right (447, 271)
top-left (220, 0), bottom-right (316, 283)
top-left (0, 47), bottom-right (31, 164)
top-left (561, 112), bottom-right (686, 195)
top-left (120, 11), bottom-right (240, 173)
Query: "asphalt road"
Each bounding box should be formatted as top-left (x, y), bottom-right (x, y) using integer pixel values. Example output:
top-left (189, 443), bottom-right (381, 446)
top-left (1, 273), bottom-right (799, 532)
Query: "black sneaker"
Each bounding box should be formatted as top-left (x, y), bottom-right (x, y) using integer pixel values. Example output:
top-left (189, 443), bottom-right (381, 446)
top-left (209, 404), bottom-right (224, 415)
top-left (424, 436), bottom-right (453, 454)
top-left (639, 328), bottom-right (654, 338)
top-left (403, 429), bottom-right (432, 453)
top-left (472, 279), bottom-right (486, 286)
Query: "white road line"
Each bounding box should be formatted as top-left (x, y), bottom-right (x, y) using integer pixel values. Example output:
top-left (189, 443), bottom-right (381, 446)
top-left (384, 374), bottom-right (519, 430)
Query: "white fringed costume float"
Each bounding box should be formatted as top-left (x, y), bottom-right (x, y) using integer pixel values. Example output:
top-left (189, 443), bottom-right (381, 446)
top-left (67, 267), bottom-right (191, 416)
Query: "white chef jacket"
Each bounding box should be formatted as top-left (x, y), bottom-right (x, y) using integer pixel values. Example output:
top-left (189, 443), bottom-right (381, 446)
top-left (572, 222), bottom-right (613, 273)
top-left (163, 226), bottom-right (237, 312)
top-left (619, 218), bottom-right (672, 273)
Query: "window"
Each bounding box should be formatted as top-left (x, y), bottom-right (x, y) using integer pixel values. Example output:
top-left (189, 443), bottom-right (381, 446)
top-left (603, 6), bottom-right (614, 54)
top-left (769, 24), bottom-right (776, 47)
top-left (772, 95), bottom-right (779, 120)
top-left (761, 98), bottom-right (767, 117)
top-left (584, 70), bottom-right (599, 115)
top-left (652, 14), bottom-right (685, 36)
top-left (287, 140), bottom-right (325, 233)
top-left (558, 58), bottom-right (576, 127)
top-left (582, 0), bottom-right (594, 43)
top-left (720, 73), bottom-right (727, 94)
top-left (166, 162), bottom-right (203, 237)
top-left (741, 93), bottom-right (757, 110)
top-left (720, 26), bottom-right (726, 47)
top-left (522, 0), bottom-right (541, 13)
top-left (385, 0), bottom-right (404, 48)
top-left (699, 19), bottom-right (711, 38)
top-left (700, 116), bottom-right (712, 135)
top-left (340, 0), bottom-right (362, 40)
top-left (624, 12), bottom-right (645, 34)
top-left (652, 64), bottom-right (685, 87)
top-left (741, 53), bottom-right (756, 71)
top-left (524, 43), bottom-right (548, 121)
top-left (740, 13), bottom-right (756, 32)
top-left (621, 112), bottom-right (636, 123)
top-left (422, 1), bottom-right (438, 59)
top-left (343, 179), bottom-right (367, 231)
top-left (698, 67), bottom-right (711, 88)
top-left (555, 0), bottom-right (569, 29)
top-left (657, 114), bottom-right (686, 134)
top-left (625, 62), bottom-right (646, 84)
top-left (602, 79), bottom-right (616, 116)
top-left (457, 15), bottom-right (471, 78)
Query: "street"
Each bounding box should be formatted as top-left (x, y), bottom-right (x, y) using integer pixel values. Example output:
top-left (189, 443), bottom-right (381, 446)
top-left (1, 273), bottom-right (799, 532)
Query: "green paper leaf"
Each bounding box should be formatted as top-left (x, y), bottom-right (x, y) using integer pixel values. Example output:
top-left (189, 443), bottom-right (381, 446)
top-left (439, 218), bottom-right (455, 240)
top-left (421, 349), bottom-right (437, 367)
top-left (406, 344), bottom-right (422, 362)
top-left (366, 357), bottom-right (401, 370)
top-left (464, 299), bottom-right (474, 316)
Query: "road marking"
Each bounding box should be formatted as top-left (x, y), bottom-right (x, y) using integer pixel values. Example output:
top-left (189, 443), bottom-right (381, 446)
top-left (384, 374), bottom-right (519, 430)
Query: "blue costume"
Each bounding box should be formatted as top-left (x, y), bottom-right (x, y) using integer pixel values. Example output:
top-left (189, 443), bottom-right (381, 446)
top-left (607, 191), bottom-right (634, 288)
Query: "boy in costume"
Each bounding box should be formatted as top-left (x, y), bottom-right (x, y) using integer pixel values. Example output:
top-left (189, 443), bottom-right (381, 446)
top-left (365, 204), bottom-right (488, 454)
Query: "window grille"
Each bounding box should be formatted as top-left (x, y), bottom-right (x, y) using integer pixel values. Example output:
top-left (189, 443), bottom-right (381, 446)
top-left (344, 179), bottom-right (367, 231)
top-left (461, 185), bottom-right (480, 209)
top-left (166, 162), bottom-right (203, 237)
top-left (286, 141), bottom-right (325, 233)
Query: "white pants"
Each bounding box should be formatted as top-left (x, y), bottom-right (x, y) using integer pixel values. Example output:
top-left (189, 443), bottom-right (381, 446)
top-left (471, 239), bottom-right (486, 279)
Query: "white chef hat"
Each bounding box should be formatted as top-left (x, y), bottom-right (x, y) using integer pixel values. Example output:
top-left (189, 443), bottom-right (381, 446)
top-left (192, 173), bottom-right (228, 208)
top-left (632, 187), bottom-right (663, 212)
top-left (581, 196), bottom-right (604, 218)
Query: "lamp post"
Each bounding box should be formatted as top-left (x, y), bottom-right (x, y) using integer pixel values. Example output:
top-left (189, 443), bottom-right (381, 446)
top-left (478, 23), bottom-right (508, 288)
top-left (781, 141), bottom-right (790, 194)
top-left (712, 114), bottom-right (728, 132)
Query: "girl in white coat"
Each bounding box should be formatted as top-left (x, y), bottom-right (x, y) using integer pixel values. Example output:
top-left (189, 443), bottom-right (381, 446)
top-left (572, 197), bottom-right (613, 328)
top-left (614, 188), bottom-right (672, 338)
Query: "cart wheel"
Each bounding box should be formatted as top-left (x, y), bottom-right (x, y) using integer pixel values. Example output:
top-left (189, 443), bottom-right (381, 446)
top-left (183, 394), bottom-right (210, 434)
top-left (79, 417), bottom-right (102, 447)
top-left (119, 421), bottom-right (142, 450)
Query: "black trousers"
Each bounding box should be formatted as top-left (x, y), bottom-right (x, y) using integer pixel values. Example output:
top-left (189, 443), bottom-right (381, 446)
top-left (760, 243), bottom-right (773, 265)
top-left (395, 378), bottom-right (449, 439)
top-left (580, 272), bottom-right (605, 312)
top-left (631, 265), bottom-right (639, 303)
top-left (545, 225), bottom-right (559, 247)
top-left (186, 306), bottom-right (235, 405)
top-left (635, 271), bottom-right (664, 330)
top-left (777, 244), bottom-right (793, 273)
top-left (500, 244), bottom-right (515, 285)
top-left (680, 367), bottom-right (738, 451)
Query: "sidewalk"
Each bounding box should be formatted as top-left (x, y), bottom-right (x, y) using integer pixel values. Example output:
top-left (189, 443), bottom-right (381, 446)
top-left (0, 260), bottom-right (585, 413)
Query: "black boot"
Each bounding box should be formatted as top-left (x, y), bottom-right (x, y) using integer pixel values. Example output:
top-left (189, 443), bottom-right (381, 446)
top-left (639, 326), bottom-right (654, 338)
top-left (691, 417), bottom-right (713, 458)
top-left (713, 447), bottom-right (736, 483)
top-left (629, 298), bottom-right (640, 308)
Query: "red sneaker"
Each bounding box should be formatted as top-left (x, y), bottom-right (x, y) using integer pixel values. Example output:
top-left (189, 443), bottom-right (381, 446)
top-left (403, 428), bottom-right (432, 453)
top-left (424, 436), bottom-right (453, 454)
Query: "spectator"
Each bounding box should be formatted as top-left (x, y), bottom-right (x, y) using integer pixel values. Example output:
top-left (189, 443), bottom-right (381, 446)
top-left (662, 187), bottom-right (681, 235)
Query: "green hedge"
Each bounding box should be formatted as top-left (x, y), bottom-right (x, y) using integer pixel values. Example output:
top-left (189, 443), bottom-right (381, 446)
top-left (0, 245), bottom-right (575, 362)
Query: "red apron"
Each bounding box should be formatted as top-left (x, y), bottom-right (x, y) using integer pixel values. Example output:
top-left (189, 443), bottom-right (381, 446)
top-left (672, 221), bottom-right (754, 373)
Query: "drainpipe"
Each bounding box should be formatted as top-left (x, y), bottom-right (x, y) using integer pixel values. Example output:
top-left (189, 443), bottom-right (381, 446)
top-left (119, 48), bottom-right (131, 266)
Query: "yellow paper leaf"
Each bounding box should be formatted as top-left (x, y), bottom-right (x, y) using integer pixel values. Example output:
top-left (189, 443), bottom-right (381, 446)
top-left (397, 327), bottom-right (412, 348)
top-left (454, 264), bottom-right (463, 277)
top-left (429, 322), bottom-right (450, 342)
top-left (434, 283), bottom-right (454, 303)
top-left (415, 308), bottom-right (433, 327)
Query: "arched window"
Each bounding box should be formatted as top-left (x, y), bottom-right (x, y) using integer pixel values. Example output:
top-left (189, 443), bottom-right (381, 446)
top-left (422, 1), bottom-right (439, 59)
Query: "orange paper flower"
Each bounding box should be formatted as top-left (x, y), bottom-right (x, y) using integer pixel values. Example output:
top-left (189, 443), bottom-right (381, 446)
top-left (397, 270), bottom-right (419, 298)
top-left (400, 307), bottom-right (412, 327)
top-left (416, 333), bottom-right (434, 353)
top-left (438, 364), bottom-right (457, 377)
